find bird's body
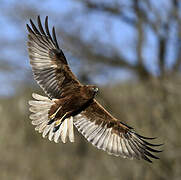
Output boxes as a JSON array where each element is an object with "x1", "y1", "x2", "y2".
[
  {"x1": 48, "y1": 85, "x2": 98, "y2": 127},
  {"x1": 27, "y1": 16, "x2": 162, "y2": 163}
]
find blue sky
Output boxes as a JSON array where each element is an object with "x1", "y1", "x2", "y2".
[{"x1": 0, "y1": 0, "x2": 177, "y2": 96}]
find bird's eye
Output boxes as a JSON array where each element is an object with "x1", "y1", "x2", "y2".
[{"x1": 92, "y1": 87, "x2": 98, "y2": 93}]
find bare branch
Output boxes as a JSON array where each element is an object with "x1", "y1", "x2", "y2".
[
  {"x1": 133, "y1": 0, "x2": 144, "y2": 65},
  {"x1": 172, "y1": 0, "x2": 181, "y2": 72},
  {"x1": 77, "y1": 0, "x2": 136, "y2": 26},
  {"x1": 60, "y1": 31, "x2": 151, "y2": 80}
]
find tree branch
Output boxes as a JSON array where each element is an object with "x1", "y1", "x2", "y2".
[
  {"x1": 172, "y1": 0, "x2": 181, "y2": 72},
  {"x1": 60, "y1": 31, "x2": 151, "y2": 80},
  {"x1": 78, "y1": 0, "x2": 136, "y2": 26}
]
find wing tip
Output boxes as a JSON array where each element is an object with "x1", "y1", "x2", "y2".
[
  {"x1": 132, "y1": 132, "x2": 163, "y2": 163},
  {"x1": 74, "y1": 114, "x2": 163, "y2": 163}
]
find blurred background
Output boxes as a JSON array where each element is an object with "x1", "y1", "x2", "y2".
[{"x1": 0, "y1": 0, "x2": 181, "y2": 179}]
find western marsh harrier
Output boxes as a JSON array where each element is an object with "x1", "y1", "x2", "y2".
[{"x1": 27, "y1": 16, "x2": 162, "y2": 163}]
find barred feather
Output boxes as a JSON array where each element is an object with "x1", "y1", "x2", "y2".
[
  {"x1": 73, "y1": 113, "x2": 162, "y2": 162},
  {"x1": 29, "y1": 93, "x2": 75, "y2": 143}
]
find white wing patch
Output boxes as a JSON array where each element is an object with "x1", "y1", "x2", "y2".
[
  {"x1": 29, "y1": 93, "x2": 74, "y2": 143},
  {"x1": 73, "y1": 114, "x2": 134, "y2": 158}
]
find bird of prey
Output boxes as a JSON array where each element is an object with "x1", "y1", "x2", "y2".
[{"x1": 27, "y1": 16, "x2": 162, "y2": 163}]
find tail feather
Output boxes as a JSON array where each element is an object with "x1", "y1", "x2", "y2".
[
  {"x1": 32, "y1": 116, "x2": 48, "y2": 125},
  {"x1": 29, "y1": 110, "x2": 49, "y2": 120},
  {"x1": 48, "y1": 123, "x2": 56, "y2": 141},
  {"x1": 68, "y1": 116, "x2": 74, "y2": 142},
  {"x1": 32, "y1": 93, "x2": 52, "y2": 101},
  {"x1": 61, "y1": 118, "x2": 68, "y2": 143},
  {"x1": 29, "y1": 93, "x2": 75, "y2": 143}
]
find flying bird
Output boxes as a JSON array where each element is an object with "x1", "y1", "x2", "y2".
[{"x1": 27, "y1": 16, "x2": 162, "y2": 163}]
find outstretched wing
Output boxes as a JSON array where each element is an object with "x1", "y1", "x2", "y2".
[
  {"x1": 27, "y1": 16, "x2": 80, "y2": 99},
  {"x1": 74, "y1": 100, "x2": 162, "y2": 163}
]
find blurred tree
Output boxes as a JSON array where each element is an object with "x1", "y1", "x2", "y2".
[
  {"x1": 0, "y1": 0, "x2": 181, "y2": 180},
  {"x1": 47, "y1": 0, "x2": 181, "y2": 81},
  {"x1": 1, "y1": 0, "x2": 181, "y2": 89}
]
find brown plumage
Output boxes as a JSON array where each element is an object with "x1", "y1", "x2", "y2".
[{"x1": 27, "y1": 16, "x2": 162, "y2": 163}]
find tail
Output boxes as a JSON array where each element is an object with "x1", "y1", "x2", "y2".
[{"x1": 29, "y1": 93, "x2": 75, "y2": 143}]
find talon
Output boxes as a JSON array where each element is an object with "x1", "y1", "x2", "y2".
[
  {"x1": 55, "y1": 119, "x2": 62, "y2": 126},
  {"x1": 54, "y1": 112, "x2": 68, "y2": 126},
  {"x1": 49, "y1": 106, "x2": 62, "y2": 119},
  {"x1": 52, "y1": 112, "x2": 69, "y2": 133},
  {"x1": 53, "y1": 124, "x2": 61, "y2": 132},
  {"x1": 47, "y1": 119, "x2": 54, "y2": 125},
  {"x1": 49, "y1": 113, "x2": 55, "y2": 120},
  {"x1": 53, "y1": 118, "x2": 64, "y2": 132}
]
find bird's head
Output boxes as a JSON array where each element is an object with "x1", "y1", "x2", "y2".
[{"x1": 84, "y1": 85, "x2": 99, "y2": 99}]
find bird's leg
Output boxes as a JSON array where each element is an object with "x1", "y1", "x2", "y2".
[
  {"x1": 53, "y1": 112, "x2": 69, "y2": 132},
  {"x1": 55, "y1": 112, "x2": 68, "y2": 126},
  {"x1": 47, "y1": 106, "x2": 62, "y2": 125}
]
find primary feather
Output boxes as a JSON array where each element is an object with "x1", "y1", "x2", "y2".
[{"x1": 27, "y1": 16, "x2": 162, "y2": 163}]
